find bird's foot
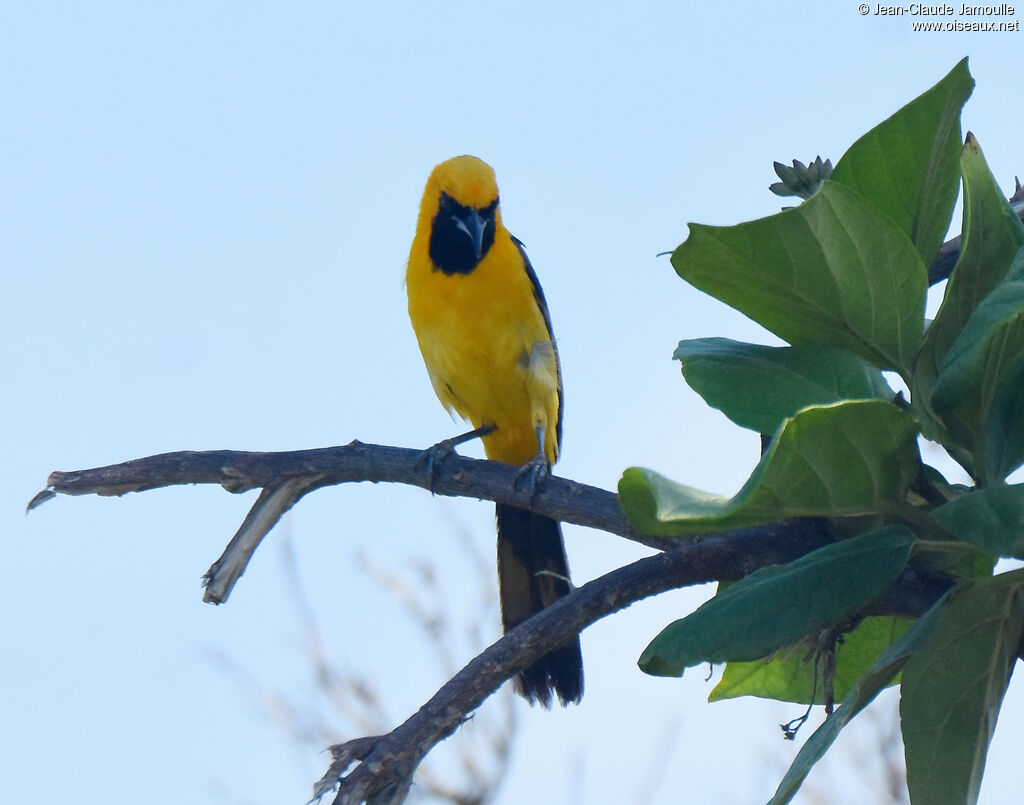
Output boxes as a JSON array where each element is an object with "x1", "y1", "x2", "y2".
[
  {"x1": 416, "y1": 424, "x2": 495, "y2": 493},
  {"x1": 514, "y1": 452, "x2": 551, "y2": 505}
]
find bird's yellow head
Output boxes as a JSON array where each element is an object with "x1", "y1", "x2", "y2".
[
  {"x1": 427, "y1": 155, "x2": 499, "y2": 210},
  {"x1": 417, "y1": 155, "x2": 503, "y2": 275}
]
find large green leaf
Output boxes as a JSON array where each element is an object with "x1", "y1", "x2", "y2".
[
  {"x1": 930, "y1": 251, "x2": 1024, "y2": 480},
  {"x1": 671, "y1": 182, "x2": 926, "y2": 375},
  {"x1": 901, "y1": 570, "x2": 1024, "y2": 805},
  {"x1": 931, "y1": 483, "x2": 1024, "y2": 559},
  {"x1": 709, "y1": 615, "x2": 912, "y2": 705},
  {"x1": 619, "y1": 400, "x2": 920, "y2": 536},
  {"x1": 638, "y1": 527, "x2": 915, "y2": 677},
  {"x1": 673, "y1": 338, "x2": 894, "y2": 435},
  {"x1": 768, "y1": 593, "x2": 949, "y2": 805},
  {"x1": 830, "y1": 58, "x2": 973, "y2": 269},
  {"x1": 919, "y1": 136, "x2": 1024, "y2": 366},
  {"x1": 912, "y1": 135, "x2": 1024, "y2": 458}
]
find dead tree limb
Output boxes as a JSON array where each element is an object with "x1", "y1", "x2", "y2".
[
  {"x1": 314, "y1": 515, "x2": 954, "y2": 804},
  {"x1": 30, "y1": 441, "x2": 673, "y2": 603},
  {"x1": 30, "y1": 442, "x2": 956, "y2": 804}
]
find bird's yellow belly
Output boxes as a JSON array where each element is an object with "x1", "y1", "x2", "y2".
[{"x1": 409, "y1": 271, "x2": 559, "y2": 466}]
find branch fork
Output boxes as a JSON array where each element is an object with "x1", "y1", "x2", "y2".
[{"x1": 30, "y1": 443, "x2": 952, "y2": 803}]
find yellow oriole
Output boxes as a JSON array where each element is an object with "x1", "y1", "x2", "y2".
[{"x1": 406, "y1": 155, "x2": 583, "y2": 706}]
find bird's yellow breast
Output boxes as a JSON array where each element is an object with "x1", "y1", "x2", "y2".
[{"x1": 407, "y1": 228, "x2": 560, "y2": 466}]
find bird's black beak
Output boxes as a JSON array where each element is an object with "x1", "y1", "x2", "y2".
[
  {"x1": 429, "y1": 193, "x2": 497, "y2": 274},
  {"x1": 454, "y1": 207, "x2": 488, "y2": 260}
]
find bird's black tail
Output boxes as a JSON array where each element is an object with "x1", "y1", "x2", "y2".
[{"x1": 495, "y1": 503, "x2": 583, "y2": 706}]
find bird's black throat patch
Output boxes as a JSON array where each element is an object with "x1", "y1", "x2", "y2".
[{"x1": 429, "y1": 192, "x2": 497, "y2": 275}]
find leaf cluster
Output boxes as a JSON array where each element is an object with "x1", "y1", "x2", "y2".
[{"x1": 618, "y1": 59, "x2": 1024, "y2": 803}]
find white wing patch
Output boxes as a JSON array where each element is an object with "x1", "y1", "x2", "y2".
[{"x1": 521, "y1": 339, "x2": 559, "y2": 435}]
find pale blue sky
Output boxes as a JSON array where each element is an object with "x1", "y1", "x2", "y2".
[{"x1": 4, "y1": 3, "x2": 1022, "y2": 804}]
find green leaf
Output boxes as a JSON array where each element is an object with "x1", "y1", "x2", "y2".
[
  {"x1": 830, "y1": 58, "x2": 973, "y2": 269},
  {"x1": 619, "y1": 400, "x2": 920, "y2": 536},
  {"x1": 672, "y1": 181, "x2": 927, "y2": 375},
  {"x1": 638, "y1": 527, "x2": 915, "y2": 677},
  {"x1": 673, "y1": 338, "x2": 894, "y2": 435},
  {"x1": 932, "y1": 484, "x2": 1024, "y2": 558},
  {"x1": 985, "y1": 355, "x2": 1024, "y2": 480},
  {"x1": 912, "y1": 134, "x2": 1024, "y2": 459},
  {"x1": 931, "y1": 267, "x2": 1024, "y2": 409},
  {"x1": 709, "y1": 615, "x2": 913, "y2": 705},
  {"x1": 930, "y1": 250, "x2": 1024, "y2": 480},
  {"x1": 912, "y1": 538, "x2": 997, "y2": 581},
  {"x1": 901, "y1": 570, "x2": 1024, "y2": 805},
  {"x1": 768, "y1": 593, "x2": 949, "y2": 805}
]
